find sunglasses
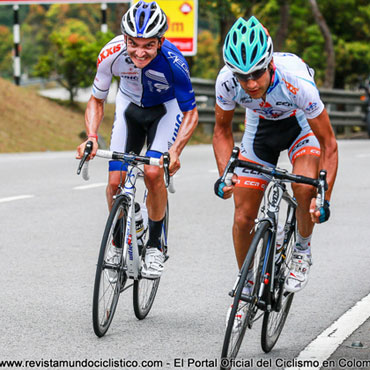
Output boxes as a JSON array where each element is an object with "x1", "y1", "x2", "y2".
[{"x1": 233, "y1": 68, "x2": 267, "y2": 82}]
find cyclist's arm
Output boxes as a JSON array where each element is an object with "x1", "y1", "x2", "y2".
[
  {"x1": 307, "y1": 108, "x2": 338, "y2": 222},
  {"x1": 76, "y1": 95, "x2": 105, "y2": 159},
  {"x1": 307, "y1": 108, "x2": 338, "y2": 200},
  {"x1": 213, "y1": 104, "x2": 235, "y2": 175},
  {"x1": 168, "y1": 106, "x2": 198, "y2": 175},
  {"x1": 212, "y1": 104, "x2": 236, "y2": 199}
]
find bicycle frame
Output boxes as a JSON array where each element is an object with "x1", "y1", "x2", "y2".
[
  {"x1": 255, "y1": 179, "x2": 297, "y2": 312},
  {"x1": 116, "y1": 164, "x2": 145, "y2": 281}
]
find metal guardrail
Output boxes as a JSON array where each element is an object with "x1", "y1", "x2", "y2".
[{"x1": 191, "y1": 78, "x2": 367, "y2": 136}]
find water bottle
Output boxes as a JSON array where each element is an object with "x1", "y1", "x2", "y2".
[
  {"x1": 135, "y1": 202, "x2": 144, "y2": 243},
  {"x1": 275, "y1": 224, "x2": 284, "y2": 265}
]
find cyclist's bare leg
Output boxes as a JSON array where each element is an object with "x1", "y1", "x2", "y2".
[
  {"x1": 144, "y1": 165, "x2": 167, "y2": 221},
  {"x1": 106, "y1": 171, "x2": 126, "y2": 211},
  {"x1": 233, "y1": 187, "x2": 264, "y2": 269},
  {"x1": 292, "y1": 155, "x2": 320, "y2": 237}
]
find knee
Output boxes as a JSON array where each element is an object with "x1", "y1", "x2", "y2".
[
  {"x1": 108, "y1": 172, "x2": 122, "y2": 193},
  {"x1": 145, "y1": 167, "x2": 164, "y2": 191},
  {"x1": 292, "y1": 183, "x2": 316, "y2": 201},
  {"x1": 234, "y1": 210, "x2": 255, "y2": 233}
]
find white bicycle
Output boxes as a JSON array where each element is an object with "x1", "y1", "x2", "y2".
[{"x1": 77, "y1": 141, "x2": 174, "y2": 337}]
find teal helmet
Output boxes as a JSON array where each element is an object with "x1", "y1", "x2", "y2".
[{"x1": 223, "y1": 16, "x2": 273, "y2": 75}]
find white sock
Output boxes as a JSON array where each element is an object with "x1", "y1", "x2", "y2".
[{"x1": 295, "y1": 232, "x2": 312, "y2": 255}]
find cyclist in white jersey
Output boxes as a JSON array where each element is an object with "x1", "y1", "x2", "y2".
[
  {"x1": 77, "y1": 1, "x2": 198, "y2": 278},
  {"x1": 213, "y1": 16, "x2": 338, "y2": 296}
]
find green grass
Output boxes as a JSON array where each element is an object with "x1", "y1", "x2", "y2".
[{"x1": 0, "y1": 77, "x2": 211, "y2": 153}]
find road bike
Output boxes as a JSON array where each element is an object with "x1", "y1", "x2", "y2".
[
  {"x1": 219, "y1": 147, "x2": 327, "y2": 370},
  {"x1": 77, "y1": 142, "x2": 173, "y2": 337}
]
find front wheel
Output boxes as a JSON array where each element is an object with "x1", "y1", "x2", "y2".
[
  {"x1": 261, "y1": 223, "x2": 296, "y2": 353},
  {"x1": 92, "y1": 196, "x2": 128, "y2": 337},
  {"x1": 133, "y1": 201, "x2": 169, "y2": 320},
  {"x1": 221, "y1": 221, "x2": 271, "y2": 369}
]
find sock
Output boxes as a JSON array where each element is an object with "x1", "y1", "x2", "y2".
[
  {"x1": 147, "y1": 218, "x2": 164, "y2": 250},
  {"x1": 295, "y1": 232, "x2": 312, "y2": 255}
]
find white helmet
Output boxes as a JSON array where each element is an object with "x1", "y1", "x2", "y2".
[{"x1": 121, "y1": 1, "x2": 168, "y2": 39}]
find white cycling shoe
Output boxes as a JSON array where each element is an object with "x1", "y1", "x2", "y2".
[
  {"x1": 285, "y1": 252, "x2": 312, "y2": 293},
  {"x1": 106, "y1": 246, "x2": 122, "y2": 283},
  {"x1": 141, "y1": 247, "x2": 165, "y2": 279}
]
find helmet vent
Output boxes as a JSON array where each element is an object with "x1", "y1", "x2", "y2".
[
  {"x1": 139, "y1": 12, "x2": 146, "y2": 28},
  {"x1": 259, "y1": 30, "x2": 264, "y2": 44},
  {"x1": 249, "y1": 29, "x2": 255, "y2": 43},
  {"x1": 232, "y1": 31, "x2": 238, "y2": 45},
  {"x1": 251, "y1": 45, "x2": 258, "y2": 62},
  {"x1": 230, "y1": 48, "x2": 239, "y2": 64},
  {"x1": 241, "y1": 43, "x2": 246, "y2": 64},
  {"x1": 241, "y1": 26, "x2": 246, "y2": 34}
]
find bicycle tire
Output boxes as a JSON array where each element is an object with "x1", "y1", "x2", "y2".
[
  {"x1": 261, "y1": 220, "x2": 296, "y2": 353},
  {"x1": 92, "y1": 196, "x2": 128, "y2": 337},
  {"x1": 133, "y1": 202, "x2": 169, "y2": 319},
  {"x1": 221, "y1": 221, "x2": 271, "y2": 370}
]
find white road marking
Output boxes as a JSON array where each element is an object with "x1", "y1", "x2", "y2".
[
  {"x1": 73, "y1": 183, "x2": 106, "y2": 190},
  {"x1": 287, "y1": 292, "x2": 370, "y2": 370},
  {"x1": 0, "y1": 195, "x2": 35, "y2": 203}
]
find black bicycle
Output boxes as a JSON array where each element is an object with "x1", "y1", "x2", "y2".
[{"x1": 220, "y1": 147, "x2": 327, "y2": 369}]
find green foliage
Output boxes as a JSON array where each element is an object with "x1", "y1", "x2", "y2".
[
  {"x1": 0, "y1": 25, "x2": 13, "y2": 79},
  {"x1": 192, "y1": 30, "x2": 220, "y2": 79},
  {"x1": 34, "y1": 19, "x2": 114, "y2": 103}
]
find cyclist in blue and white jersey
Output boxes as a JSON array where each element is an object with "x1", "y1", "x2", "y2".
[
  {"x1": 77, "y1": 1, "x2": 198, "y2": 279},
  {"x1": 213, "y1": 16, "x2": 338, "y2": 296}
]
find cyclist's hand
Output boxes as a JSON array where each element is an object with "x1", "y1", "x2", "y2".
[
  {"x1": 76, "y1": 137, "x2": 98, "y2": 160},
  {"x1": 167, "y1": 148, "x2": 180, "y2": 176},
  {"x1": 310, "y1": 198, "x2": 330, "y2": 223},
  {"x1": 214, "y1": 177, "x2": 235, "y2": 199}
]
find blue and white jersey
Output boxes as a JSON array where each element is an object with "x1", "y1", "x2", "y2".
[
  {"x1": 92, "y1": 35, "x2": 196, "y2": 112},
  {"x1": 215, "y1": 52, "x2": 324, "y2": 121}
]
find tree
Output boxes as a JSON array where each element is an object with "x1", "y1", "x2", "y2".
[
  {"x1": 192, "y1": 30, "x2": 220, "y2": 79},
  {"x1": 0, "y1": 26, "x2": 13, "y2": 79},
  {"x1": 308, "y1": 0, "x2": 335, "y2": 88},
  {"x1": 34, "y1": 19, "x2": 114, "y2": 103}
]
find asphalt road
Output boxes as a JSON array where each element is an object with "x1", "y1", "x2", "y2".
[{"x1": 0, "y1": 141, "x2": 369, "y2": 370}]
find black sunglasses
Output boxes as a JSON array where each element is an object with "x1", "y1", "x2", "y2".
[{"x1": 233, "y1": 68, "x2": 267, "y2": 82}]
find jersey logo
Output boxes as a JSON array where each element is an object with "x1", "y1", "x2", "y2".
[
  {"x1": 217, "y1": 95, "x2": 228, "y2": 104},
  {"x1": 145, "y1": 70, "x2": 170, "y2": 92},
  {"x1": 259, "y1": 101, "x2": 272, "y2": 108},
  {"x1": 282, "y1": 78, "x2": 299, "y2": 95},
  {"x1": 305, "y1": 101, "x2": 318, "y2": 113},
  {"x1": 167, "y1": 51, "x2": 190, "y2": 76},
  {"x1": 97, "y1": 44, "x2": 122, "y2": 67}
]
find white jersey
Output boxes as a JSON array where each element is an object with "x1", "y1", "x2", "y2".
[{"x1": 215, "y1": 52, "x2": 324, "y2": 121}]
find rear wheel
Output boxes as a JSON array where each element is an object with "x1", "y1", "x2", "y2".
[
  {"x1": 221, "y1": 221, "x2": 271, "y2": 369},
  {"x1": 133, "y1": 201, "x2": 169, "y2": 319},
  {"x1": 92, "y1": 196, "x2": 128, "y2": 337}
]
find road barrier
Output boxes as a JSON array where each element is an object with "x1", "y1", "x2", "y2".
[{"x1": 191, "y1": 78, "x2": 368, "y2": 137}]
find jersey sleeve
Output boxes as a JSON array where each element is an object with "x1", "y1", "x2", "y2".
[
  {"x1": 295, "y1": 77, "x2": 325, "y2": 119},
  {"x1": 92, "y1": 37, "x2": 124, "y2": 100},
  {"x1": 171, "y1": 60, "x2": 196, "y2": 112},
  {"x1": 215, "y1": 67, "x2": 237, "y2": 111}
]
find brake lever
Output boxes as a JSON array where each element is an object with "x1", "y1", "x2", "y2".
[
  {"x1": 77, "y1": 141, "x2": 93, "y2": 175},
  {"x1": 221, "y1": 146, "x2": 239, "y2": 185},
  {"x1": 162, "y1": 152, "x2": 170, "y2": 188},
  {"x1": 316, "y1": 169, "x2": 327, "y2": 209}
]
